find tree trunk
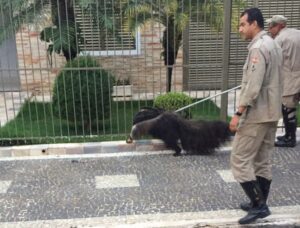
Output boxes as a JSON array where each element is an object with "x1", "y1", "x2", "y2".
[
  {"x1": 51, "y1": 0, "x2": 74, "y2": 25},
  {"x1": 166, "y1": 66, "x2": 173, "y2": 92},
  {"x1": 163, "y1": 18, "x2": 183, "y2": 92},
  {"x1": 51, "y1": 0, "x2": 77, "y2": 60}
]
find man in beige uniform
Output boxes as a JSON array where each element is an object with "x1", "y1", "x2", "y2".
[
  {"x1": 229, "y1": 8, "x2": 282, "y2": 224},
  {"x1": 266, "y1": 15, "x2": 300, "y2": 147}
]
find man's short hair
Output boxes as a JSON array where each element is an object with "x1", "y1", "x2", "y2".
[
  {"x1": 241, "y1": 8, "x2": 264, "y2": 29},
  {"x1": 265, "y1": 15, "x2": 287, "y2": 26}
]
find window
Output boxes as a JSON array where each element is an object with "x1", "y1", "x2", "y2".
[{"x1": 74, "y1": 4, "x2": 141, "y2": 56}]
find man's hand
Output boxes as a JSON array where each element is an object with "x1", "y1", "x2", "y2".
[{"x1": 230, "y1": 115, "x2": 240, "y2": 132}]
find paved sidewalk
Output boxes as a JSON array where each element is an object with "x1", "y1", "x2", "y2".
[
  {"x1": 0, "y1": 131, "x2": 299, "y2": 227},
  {"x1": 0, "y1": 147, "x2": 299, "y2": 227}
]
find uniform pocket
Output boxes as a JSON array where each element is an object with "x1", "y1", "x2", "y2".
[{"x1": 238, "y1": 123, "x2": 257, "y2": 137}]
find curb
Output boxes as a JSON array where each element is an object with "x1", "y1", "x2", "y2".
[
  {"x1": 0, "y1": 139, "x2": 167, "y2": 158},
  {"x1": 0, "y1": 130, "x2": 299, "y2": 158},
  {"x1": 0, "y1": 205, "x2": 298, "y2": 227}
]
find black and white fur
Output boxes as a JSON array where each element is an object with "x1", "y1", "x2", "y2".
[
  {"x1": 128, "y1": 108, "x2": 232, "y2": 156},
  {"x1": 132, "y1": 107, "x2": 165, "y2": 124}
]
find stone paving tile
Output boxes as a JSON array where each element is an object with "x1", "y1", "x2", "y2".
[
  {"x1": 216, "y1": 170, "x2": 236, "y2": 183},
  {"x1": 95, "y1": 174, "x2": 140, "y2": 189},
  {"x1": 0, "y1": 148, "x2": 12, "y2": 157},
  {"x1": 0, "y1": 180, "x2": 12, "y2": 194},
  {"x1": 82, "y1": 142, "x2": 103, "y2": 154}
]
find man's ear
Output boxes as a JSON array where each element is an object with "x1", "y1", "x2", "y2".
[{"x1": 252, "y1": 20, "x2": 258, "y2": 28}]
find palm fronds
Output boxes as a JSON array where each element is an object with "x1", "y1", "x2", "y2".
[{"x1": 0, "y1": 0, "x2": 49, "y2": 44}]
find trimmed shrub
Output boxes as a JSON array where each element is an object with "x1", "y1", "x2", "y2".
[
  {"x1": 154, "y1": 92, "x2": 193, "y2": 117},
  {"x1": 52, "y1": 56, "x2": 114, "y2": 127}
]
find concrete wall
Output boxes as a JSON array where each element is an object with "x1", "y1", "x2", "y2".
[
  {"x1": 16, "y1": 25, "x2": 66, "y2": 98},
  {"x1": 0, "y1": 37, "x2": 20, "y2": 91}
]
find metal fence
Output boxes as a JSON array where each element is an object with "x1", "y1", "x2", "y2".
[{"x1": 0, "y1": 0, "x2": 299, "y2": 145}]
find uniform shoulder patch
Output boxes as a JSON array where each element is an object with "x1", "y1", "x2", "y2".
[{"x1": 251, "y1": 56, "x2": 259, "y2": 64}]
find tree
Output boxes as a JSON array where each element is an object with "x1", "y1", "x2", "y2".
[
  {"x1": 40, "y1": 0, "x2": 84, "y2": 61},
  {"x1": 0, "y1": 0, "x2": 83, "y2": 61},
  {"x1": 0, "y1": 0, "x2": 49, "y2": 44},
  {"x1": 40, "y1": 0, "x2": 122, "y2": 61},
  {"x1": 122, "y1": 0, "x2": 246, "y2": 92}
]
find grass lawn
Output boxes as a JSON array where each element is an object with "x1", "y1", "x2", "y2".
[{"x1": 0, "y1": 99, "x2": 223, "y2": 145}]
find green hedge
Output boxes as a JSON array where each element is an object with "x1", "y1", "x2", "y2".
[
  {"x1": 154, "y1": 92, "x2": 193, "y2": 117},
  {"x1": 52, "y1": 56, "x2": 114, "y2": 127}
]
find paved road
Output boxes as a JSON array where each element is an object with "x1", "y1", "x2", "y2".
[{"x1": 0, "y1": 144, "x2": 299, "y2": 227}]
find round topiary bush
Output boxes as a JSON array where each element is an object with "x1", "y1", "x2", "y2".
[
  {"x1": 154, "y1": 92, "x2": 193, "y2": 117},
  {"x1": 52, "y1": 56, "x2": 114, "y2": 127}
]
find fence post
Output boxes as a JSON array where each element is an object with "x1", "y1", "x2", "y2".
[{"x1": 220, "y1": 0, "x2": 232, "y2": 121}]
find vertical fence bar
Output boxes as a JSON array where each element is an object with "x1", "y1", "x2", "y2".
[{"x1": 220, "y1": 0, "x2": 232, "y2": 121}]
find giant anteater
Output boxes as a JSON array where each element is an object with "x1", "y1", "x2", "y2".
[{"x1": 127, "y1": 108, "x2": 232, "y2": 156}]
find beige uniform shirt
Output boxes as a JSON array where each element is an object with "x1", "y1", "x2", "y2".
[
  {"x1": 239, "y1": 31, "x2": 282, "y2": 123},
  {"x1": 275, "y1": 28, "x2": 300, "y2": 96}
]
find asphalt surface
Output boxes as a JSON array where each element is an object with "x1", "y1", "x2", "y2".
[{"x1": 0, "y1": 142, "x2": 299, "y2": 227}]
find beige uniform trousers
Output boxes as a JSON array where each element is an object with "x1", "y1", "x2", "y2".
[
  {"x1": 282, "y1": 93, "x2": 300, "y2": 109},
  {"x1": 230, "y1": 121, "x2": 277, "y2": 183}
]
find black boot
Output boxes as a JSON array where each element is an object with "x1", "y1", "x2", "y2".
[
  {"x1": 240, "y1": 176, "x2": 271, "y2": 211},
  {"x1": 277, "y1": 134, "x2": 287, "y2": 141},
  {"x1": 277, "y1": 105, "x2": 289, "y2": 141},
  {"x1": 275, "y1": 121, "x2": 296, "y2": 147},
  {"x1": 275, "y1": 136, "x2": 296, "y2": 147},
  {"x1": 238, "y1": 181, "x2": 271, "y2": 224},
  {"x1": 275, "y1": 107, "x2": 297, "y2": 147}
]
